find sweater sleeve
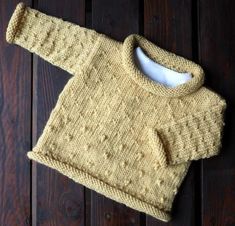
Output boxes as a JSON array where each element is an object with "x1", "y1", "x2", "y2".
[
  {"x1": 6, "y1": 2, "x2": 101, "y2": 75},
  {"x1": 148, "y1": 99, "x2": 227, "y2": 167}
]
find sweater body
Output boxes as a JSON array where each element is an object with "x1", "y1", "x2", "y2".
[{"x1": 6, "y1": 3, "x2": 227, "y2": 222}]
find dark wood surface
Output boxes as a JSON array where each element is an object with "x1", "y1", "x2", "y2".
[{"x1": 0, "y1": 0, "x2": 234, "y2": 225}]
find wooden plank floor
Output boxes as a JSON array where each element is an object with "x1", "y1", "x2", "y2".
[{"x1": 0, "y1": 0, "x2": 234, "y2": 225}]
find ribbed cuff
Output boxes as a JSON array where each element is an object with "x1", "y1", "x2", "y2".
[{"x1": 6, "y1": 2, "x2": 26, "y2": 44}]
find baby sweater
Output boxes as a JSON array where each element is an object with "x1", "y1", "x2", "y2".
[{"x1": 6, "y1": 2, "x2": 227, "y2": 222}]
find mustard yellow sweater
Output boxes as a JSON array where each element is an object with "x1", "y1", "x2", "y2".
[{"x1": 6, "y1": 2, "x2": 227, "y2": 222}]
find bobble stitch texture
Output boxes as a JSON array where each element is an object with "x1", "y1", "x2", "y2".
[{"x1": 8, "y1": 3, "x2": 226, "y2": 222}]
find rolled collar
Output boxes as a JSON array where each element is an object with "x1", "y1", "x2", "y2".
[{"x1": 121, "y1": 34, "x2": 205, "y2": 97}]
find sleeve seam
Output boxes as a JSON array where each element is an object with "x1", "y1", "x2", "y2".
[{"x1": 74, "y1": 33, "x2": 104, "y2": 76}]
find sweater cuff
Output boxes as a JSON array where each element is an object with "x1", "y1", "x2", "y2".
[
  {"x1": 6, "y1": 2, "x2": 26, "y2": 44},
  {"x1": 149, "y1": 100, "x2": 226, "y2": 167}
]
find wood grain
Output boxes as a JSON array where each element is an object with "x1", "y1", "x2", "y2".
[
  {"x1": 198, "y1": 0, "x2": 235, "y2": 225},
  {"x1": 144, "y1": 0, "x2": 198, "y2": 225},
  {"x1": 90, "y1": 0, "x2": 143, "y2": 225},
  {"x1": 0, "y1": 0, "x2": 234, "y2": 225},
  {"x1": 32, "y1": 1, "x2": 86, "y2": 226},
  {"x1": 0, "y1": 1, "x2": 32, "y2": 226}
]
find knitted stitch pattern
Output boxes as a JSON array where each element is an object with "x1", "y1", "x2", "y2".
[{"x1": 6, "y1": 3, "x2": 227, "y2": 222}]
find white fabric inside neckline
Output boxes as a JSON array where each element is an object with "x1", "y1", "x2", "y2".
[{"x1": 134, "y1": 47, "x2": 192, "y2": 88}]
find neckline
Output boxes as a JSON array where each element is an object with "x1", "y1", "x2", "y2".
[
  {"x1": 134, "y1": 46, "x2": 192, "y2": 88},
  {"x1": 121, "y1": 34, "x2": 205, "y2": 97}
]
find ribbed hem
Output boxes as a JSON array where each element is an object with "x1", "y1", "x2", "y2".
[
  {"x1": 27, "y1": 151, "x2": 172, "y2": 222},
  {"x1": 6, "y1": 2, "x2": 26, "y2": 43}
]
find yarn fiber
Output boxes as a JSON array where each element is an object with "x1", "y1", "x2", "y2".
[{"x1": 6, "y1": 2, "x2": 227, "y2": 222}]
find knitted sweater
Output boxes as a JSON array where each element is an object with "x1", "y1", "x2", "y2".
[{"x1": 6, "y1": 2, "x2": 227, "y2": 222}]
